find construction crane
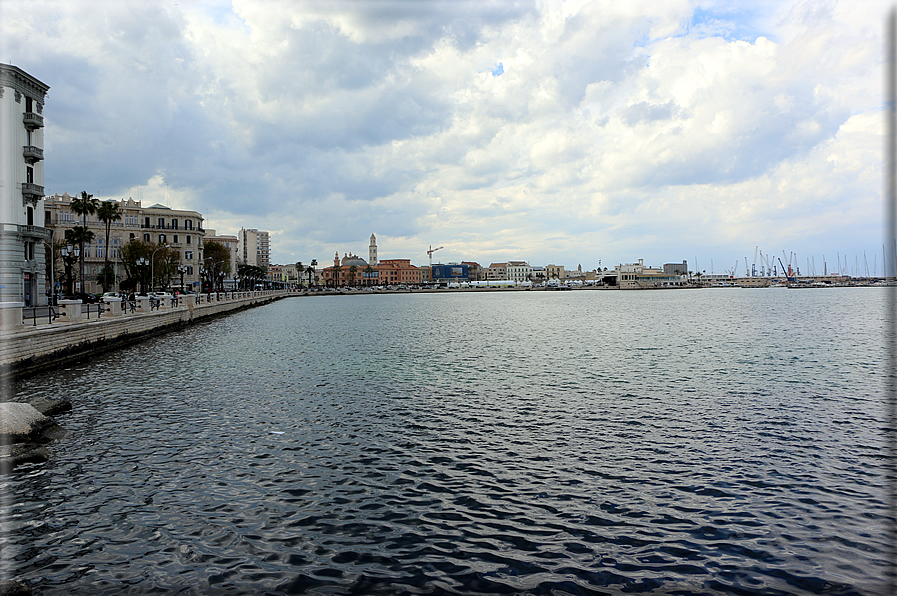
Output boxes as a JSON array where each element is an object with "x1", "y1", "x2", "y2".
[{"x1": 427, "y1": 245, "x2": 443, "y2": 269}]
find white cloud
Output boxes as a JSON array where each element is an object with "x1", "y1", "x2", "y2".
[{"x1": 1, "y1": 0, "x2": 890, "y2": 269}]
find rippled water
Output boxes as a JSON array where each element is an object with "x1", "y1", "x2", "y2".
[{"x1": 3, "y1": 288, "x2": 892, "y2": 594}]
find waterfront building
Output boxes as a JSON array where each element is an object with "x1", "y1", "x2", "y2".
[
  {"x1": 463, "y1": 261, "x2": 485, "y2": 282},
  {"x1": 545, "y1": 264, "x2": 565, "y2": 279},
  {"x1": 378, "y1": 259, "x2": 420, "y2": 286},
  {"x1": 506, "y1": 261, "x2": 532, "y2": 283},
  {"x1": 322, "y1": 252, "x2": 371, "y2": 287},
  {"x1": 1, "y1": 65, "x2": 50, "y2": 306},
  {"x1": 486, "y1": 263, "x2": 507, "y2": 281},
  {"x1": 432, "y1": 263, "x2": 468, "y2": 284},
  {"x1": 616, "y1": 259, "x2": 688, "y2": 289},
  {"x1": 663, "y1": 261, "x2": 689, "y2": 276},
  {"x1": 44, "y1": 194, "x2": 205, "y2": 294},
  {"x1": 239, "y1": 228, "x2": 270, "y2": 269}
]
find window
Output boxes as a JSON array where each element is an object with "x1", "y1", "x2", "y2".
[
  {"x1": 172, "y1": 220, "x2": 178, "y2": 230},
  {"x1": 25, "y1": 96, "x2": 33, "y2": 112},
  {"x1": 173, "y1": 235, "x2": 179, "y2": 244},
  {"x1": 186, "y1": 236, "x2": 191, "y2": 245},
  {"x1": 44, "y1": 210, "x2": 50, "y2": 224},
  {"x1": 144, "y1": 233, "x2": 150, "y2": 242},
  {"x1": 26, "y1": 166, "x2": 34, "y2": 184},
  {"x1": 27, "y1": 207, "x2": 33, "y2": 226},
  {"x1": 25, "y1": 242, "x2": 34, "y2": 260},
  {"x1": 185, "y1": 219, "x2": 193, "y2": 230},
  {"x1": 130, "y1": 233, "x2": 135, "y2": 240},
  {"x1": 186, "y1": 266, "x2": 193, "y2": 275},
  {"x1": 158, "y1": 218, "x2": 165, "y2": 228},
  {"x1": 159, "y1": 234, "x2": 166, "y2": 244},
  {"x1": 144, "y1": 217, "x2": 150, "y2": 228},
  {"x1": 185, "y1": 251, "x2": 193, "y2": 260}
]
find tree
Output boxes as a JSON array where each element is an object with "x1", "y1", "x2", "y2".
[
  {"x1": 295, "y1": 262, "x2": 303, "y2": 287},
  {"x1": 69, "y1": 191, "x2": 99, "y2": 291},
  {"x1": 96, "y1": 201, "x2": 122, "y2": 292},
  {"x1": 64, "y1": 226, "x2": 95, "y2": 294},
  {"x1": 348, "y1": 265, "x2": 357, "y2": 287},
  {"x1": 332, "y1": 263, "x2": 342, "y2": 287},
  {"x1": 202, "y1": 241, "x2": 231, "y2": 291},
  {"x1": 307, "y1": 260, "x2": 317, "y2": 288},
  {"x1": 364, "y1": 265, "x2": 374, "y2": 286},
  {"x1": 120, "y1": 239, "x2": 179, "y2": 293}
]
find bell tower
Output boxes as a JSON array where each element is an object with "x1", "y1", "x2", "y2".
[{"x1": 369, "y1": 233, "x2": 378, "y2": 267}]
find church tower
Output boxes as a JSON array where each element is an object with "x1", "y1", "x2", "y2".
[{"x1": 369, "y1": 233, "x2": 378, "y2": 267}]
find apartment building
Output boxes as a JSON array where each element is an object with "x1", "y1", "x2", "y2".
[
  {"x1": 506, "y1": 261, "x2": 532, "y2": 283},
  {"x1": 1, "y1": 65, "x2": 51, "y2": 306},
  {"x1": 486, "y1": 262, "x2": 507, "y2": 281},
  {"x1": 239, "y1": 228, "x2": 270, "y2": 269},
  {"x1": 44, "y1": 194, "x2": 205, "y2": 294}
]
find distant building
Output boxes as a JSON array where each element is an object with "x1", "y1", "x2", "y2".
[
  {"x1": 486, "y1": 262, "x2": 507, "y2": 281},
  {"x1": 545, "y1": 264, "x2": 565, "y2": 279},
  {"x1": 239, "y1": 228, "x2": 269, "y2": 269},
  {"x1": 506, "y1": 261, "x2": 532, "y2": 283},
  {"x1": 369, "y1": 233, "x2": 378, "y2": 267},
  {"x1": 616, "y1": 259, "x2": 687, "y2": 289},
  {"x1": 432, "y1": 263, "x2": 468, "y2": 284},
  {"x1": 1, "y1": 65, "x2": 50, "y2": 306},
  {"x1": 44, "y1": 194, "x2": 205, "y2": 294},
  {"x1": 663, "y1": 261, "x2": 689, "y2": 276},
  {"x1": 463, "y1": 261, "x2": 485, "y2": 282}
]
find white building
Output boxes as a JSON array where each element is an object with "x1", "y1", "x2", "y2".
[
  {"x1": 1, "y1": 65, "x2": 50, "y2": 306},
  {"x1": 239, "y1": 228, "x2": 270, "y2": 269},
  {"x1": 506, "y1": 260, "x2": 532, "y2": 283}
]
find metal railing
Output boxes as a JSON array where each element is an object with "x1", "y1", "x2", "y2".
[{"x1": 22, "y1": 306, "x2": 57, "y2": 326}]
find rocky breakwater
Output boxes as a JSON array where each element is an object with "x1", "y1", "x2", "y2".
[{"x1": 0, "y1": 397, "x2": 71, "y2": 473}]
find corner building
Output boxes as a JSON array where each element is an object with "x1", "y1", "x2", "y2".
[{"x1": 0, "y1": 65, "x2": 50, "y2": 306}]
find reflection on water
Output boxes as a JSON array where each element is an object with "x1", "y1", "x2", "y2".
[{"x1": 5, "y1": 288, "x2": 892, "y2": 594}]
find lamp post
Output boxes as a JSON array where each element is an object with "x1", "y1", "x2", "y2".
[
  {"x1": 177, "y1": 264, "x2": 187, "y2": 293},
  {"x1": 136, "y1": 257, "x2": 149, "y2": 293},
  {"x1": 61, "y1": 244, "x2": 80, "y2": 296},
  {"x1": 150, "y1": 244, "x2": 167, "y2": 293}
]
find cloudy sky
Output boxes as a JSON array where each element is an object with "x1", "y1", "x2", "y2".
[{"x1": 2, "y1": 0, "x2": 890, "y2": 275}]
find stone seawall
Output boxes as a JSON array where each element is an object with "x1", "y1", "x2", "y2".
[{"x1": 0, "y1": 291, "x2": 290, "y2": 381}]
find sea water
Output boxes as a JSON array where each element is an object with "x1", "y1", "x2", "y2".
[{"x1": 3, "y1": 288, "x2": 891, "y2": 594}]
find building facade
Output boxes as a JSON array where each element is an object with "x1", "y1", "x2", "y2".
[
  {"x1": 239, "y1": 228, "x2": 270, "y2": 269},
  {"x1": 44, "y1": 194, "x2": 205, "y2": 294},
  {"x1": 432, "y1": 263, "x2": 468, "y2": 284},
  {"x1": 203, "y1": 230, "x2": 239, "y2": 287},
  {"x1": 506, "y1": 261, "x2": 532, "y2": 283},
  {"x1": 1, "y1": 65, "x2": 50, "y2": 306}
]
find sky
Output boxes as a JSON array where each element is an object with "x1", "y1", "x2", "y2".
[{"x1": 1, "y1": 0, "x2": 891, "y2": 276}]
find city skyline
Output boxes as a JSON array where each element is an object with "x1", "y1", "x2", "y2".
[{"x1": 1, "y1": 0, "x2": 889, "y2": 273}]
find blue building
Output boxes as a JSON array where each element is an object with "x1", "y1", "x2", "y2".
[{"x1": 431, "y1": 263, "x2": 468, "y2": 284}]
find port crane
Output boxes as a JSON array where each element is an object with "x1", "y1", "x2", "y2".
[{"x1": 427, "y1": 245, "x2": 443, "y2": 269}]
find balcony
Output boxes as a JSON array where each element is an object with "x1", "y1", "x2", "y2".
[
  {"x1": 23, "y1": 112, "x2": 44, "y2": 130},
  {"x1": 23, "y1": 145, "x2": 44, "y2": 164},
  {"x1": 17, "y1": 225, "x2": 50, "y2": 241},
  {"x1": 22, "y1": 183, "x2": 44, "y2": 204}
]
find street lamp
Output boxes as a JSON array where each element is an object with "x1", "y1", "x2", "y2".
[
  {"x1": 61, "y1": 244, "x2": 80, "y2": 296},
  {"x1": 177, "y1": 264, "x2": 187, "y2": 293},
  {"x1": 149, "y1": 244, "x2": 167, "y2": 293},
  {"x1": 136, "y1": 257, "x2": 149, "y2": 293}
]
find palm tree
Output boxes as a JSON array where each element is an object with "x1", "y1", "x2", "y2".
[
  {"x1": 96, "y1": 201, "x2": 122, "y2": 292},
  {"x1": 348, "y1": 265, "x2": 357, "y2": 287},
  {"x1": 332, "y1": 263, "x2": 342, "y2": 288},
  {"x1": 306, "y1": 262, "x2": 316, "y2": 289},
  {"x1": 64, "y1": 226, "x2": 95, "y2": 296},
  {"x1": 69, "y1": 191, "x2": 99, "y2": 292},
  {"x1": 295, "y1": 262, "x2": 303, "y2": 288},
  {"x1": 364, "y1": 265, "x2": 374, "y2": 286}
]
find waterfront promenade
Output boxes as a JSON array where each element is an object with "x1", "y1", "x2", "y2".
[{"x1": 0, "y1": 290, "x2": 291, "y2": 380}]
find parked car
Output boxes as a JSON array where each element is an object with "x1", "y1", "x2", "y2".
[{"x1": 78, "y1": 292, "x2": 100, "y2": 303}]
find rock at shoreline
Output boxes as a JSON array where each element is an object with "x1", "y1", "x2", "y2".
[
  {"x1": 0, "y1": 401, "x2": 69, "y2": 473},
  {"x1": 0, "y1": 403, "x2": 48, "y2": 440},
  {"x1": 0, "y1": 580, "x2": 32, "y2": 596},
  {"x1": 25, "y1": 396, "x2": 73, "y2": 417}
]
